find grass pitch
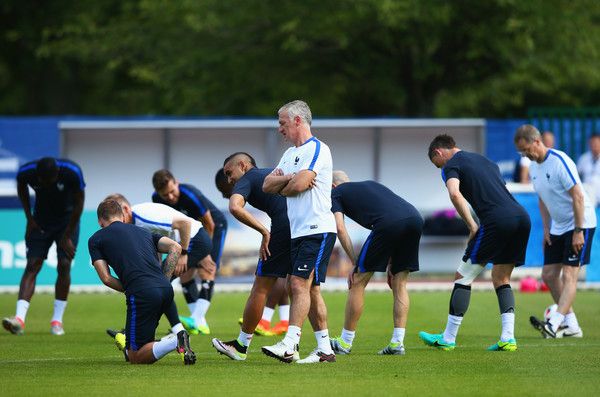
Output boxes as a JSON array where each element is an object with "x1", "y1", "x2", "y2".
[{"x1": 1, "y1": 290, "x2": 599, "y2": 396}]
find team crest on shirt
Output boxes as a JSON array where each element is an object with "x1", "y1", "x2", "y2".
[
  {"x1": 294, "y1": 156, "x2": 300, "y2": 165},
  {"x1": 57, "y1": 182, "x2": 64, "y2": 191},
  {"x1": 546, "y1": 173, "x2": 550, "y2": 180}
]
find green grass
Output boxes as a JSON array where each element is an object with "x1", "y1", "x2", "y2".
[{"x1": 1, "y1": 290, "x2": 600, "y2": 396}]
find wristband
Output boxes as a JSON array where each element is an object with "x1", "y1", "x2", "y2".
[
  {"x1": 574, "y1": 227, "x2": 584, "y2": 233},
  {"x1": 181, "y1": 249, "x2": 188, "y2": 255}
]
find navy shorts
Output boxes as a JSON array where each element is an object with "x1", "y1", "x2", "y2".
[
  {"x1": 290, "y1": 232, "x2": 336, "y2": 285},
  {"x1": 256, "y1": 226, "x2": 291, "y2": 278},
  {"x1": 188, "y1": 228, "x2": 212, "y2": 268},
  {"x1": 25, "y1": 220, "x2": 80, "y2": 260},
  {"x1": 463, "y1": 214, "x2": 530, "y2": 266},
  {"x1": 355, "y1": 215, "x2": 423, "y2": 275},
  {"x1": 544, "y1": 228, "x2": 595, "y2": 266},
  {"x1": 125, "y1": 287, "x2": 174, "y2": 351},
  {"x1": 211, "y1": 220, "x2": 228, "y2": 269}
]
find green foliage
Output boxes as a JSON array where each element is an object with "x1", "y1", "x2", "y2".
[{"x1": 1, "y1": 0, "x2": 599, "y2": 116}]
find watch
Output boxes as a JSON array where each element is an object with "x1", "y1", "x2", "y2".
[
  {"x1": 181, "y1": 248, "x2": 188, "y2": 255},
  {"x1": 574, "y1": 227, "x2": 584, "y2": 233}
]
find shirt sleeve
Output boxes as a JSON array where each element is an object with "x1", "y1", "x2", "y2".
[
  {"x1": 151, "y1": 192, "x2": 161, "y2": 203},
  {"x1": 296, "y1": 139, "x2": 325, "y2": 173},
  {"x1": 61, "y1": 162, "x2": 86, "y2": 191},
  {"x1": 442, "y1": 164, "x2": 460, "y2": 183},
  {"x1": 179, "y1": 185, "x2": 208, "y2": 216},
  {"x1": 556, "y1": 154, "x2": 578, "y2": 191},
  {"x1": 232, "y1": 175, "x2": 252, "y2": 200},
  {"x1": 152, "y1": 233, "x2": 163, "y2": 248},
  {"x1": 331, "y1": 188, "x2": 344, "y2": 213},
  {"x1": 88, "y1": 235, "x2": 103, "y2": 263}
]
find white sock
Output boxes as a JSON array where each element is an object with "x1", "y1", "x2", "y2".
[
  {"x1": 391, "y1": 328, "x2": 405, "y2": 345},
  {"x1": 279, "y1": 305, "x2": 290, "y2": 322},
  {"x1": 262, "y1": 307, "x2": 275, "y2": 322},
  {"x1": 192, "y1": 299, "x2": 211, "y2": 326},
  {"x1": 549, "y1": 311, "x2": 565, "y2": 333},
  {"x1": 187, "y1": 302, "x2": 196, "y2": 316},
  {"x1": 238, "y1": 330, "x2": 253, "y2": 347},
  {"x1": 171, "y1": 323, "x2": 185, "y2": 334},
  {"x1": 341, "y1": 328, "x2": 355, "y2": 345},
  {"x1": 51, "y1": 299, "x2": 67, "y2": 323},
  {"x1": 443, "y1": 314, "x2": 463, "y2": 343},
  {"x1": 152, "y1": 336, "x2": 177, "y2": 360},
  {"x1": 283, "y1": 325, "x2": 302, "y2": 348},
  {"x1": 500, "y1": 313, "x2": 515, "y2": 341},
  {"x1": 16, "y1": 300, "x2": 30, "y2": 322},
  {"x1": 564, "y1": 312, "x2": 581, "y2": 331},
  {"x1": 315, "y1": 329, "x2": 333, "y2": 354}
]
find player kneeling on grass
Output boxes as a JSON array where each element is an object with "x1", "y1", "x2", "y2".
[
  {"x1": 88, "y1": 199, "x2": 196, "y2": 365},
  {"x1": 329, "y1": 171, "x2": 423, "y2": 356}
]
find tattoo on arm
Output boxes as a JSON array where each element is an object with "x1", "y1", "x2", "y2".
[{"x1": 162, "y1": 245, "x2": 180, "y2": 278}]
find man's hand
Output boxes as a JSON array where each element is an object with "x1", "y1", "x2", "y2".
[
  {"x1": 260, "y1": 232, "x2": 271, "y2": 261},
  {"x1": 175, "y1": 255, "x2": 188, "y2": 277},
  {"x1": 199, "y1": 256, "x2": 217, "y2": 277},
  {"x1": 25, "y1": 218, "x2": 42, "y2": 238},
  {"x1": 543, "y1": 229, "x2": 552, "y2": 248},
  {"x1": 468, "y1": 225, "x2": 479, "y2": 241},
  {"x1": 59, "y1": 234, "x2": 76, "y2": 260},
  {"x1": 272, "y1": 168, "x2": 284, "y2": 176},
  {"x1": 347, "y1": 270, "x2": 355, "y2": 290},
  {"x1": 572, "y1": 230, "x2": 585, "y2": 255}
]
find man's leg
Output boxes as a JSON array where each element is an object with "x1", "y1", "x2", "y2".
[
  {"x1": 487, "y1": 264, "x2": 517, "y2": 351},
  {"x1": 4, "y1": 258, "x2": 44, "y2": 334},
  {"x1": 192, "y1": 257, "x2": 216, "y2": 334},
  {"x1": 541, "y1": 264, "x2": 563, "y2": 304},
  {"x1": 49, "y1": 257, "x2": 72, "y2": 335},
  {"x1": 270, "y1": 278, "x2": 290, "y2": 335},
  {"x1": 548, "y1": 265, "x2": 580, "y2": 333}
]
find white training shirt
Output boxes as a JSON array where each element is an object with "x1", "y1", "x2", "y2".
[
  {"x1": 576, "y1": 151, "x2": 600, "y2": 204},
  {"x1": 276, "y1": 136, "x2": 337, "y2": 239},
  {"x1": 529, "y1": 149, "x2": 596, "y2": 235},
  {"x1": 131, "y1": 202, "x2": 202, "y2": 242}
]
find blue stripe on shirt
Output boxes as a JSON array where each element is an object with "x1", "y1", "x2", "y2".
[
  {"x1": 57, "y1": 161, "x2": 86, "y2": 190},
  {"x1": 548, "y1": 150, "x2": 577, "y2": 186},
  {"x1": 133, "y1": 212, "x2": 172, "y2": 228},
  {"x1": 308, "y1": 139, "x2": 321, "y2": 171},
  {"x1": 180, "y1": 186, "x2": 207, "y2": 216}
]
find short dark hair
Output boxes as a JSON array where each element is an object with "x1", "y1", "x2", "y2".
[
  {"x1": 428, "y1": 134, "x2": 456, "y2": 159},
  {"x1": 36, "y1": 157, "x2": 59, "y2": 181},
  {"x1": 152, "y1": 169, "x2": 175, "y2": 191},
  {"x1": 215, "y1": 167, "x2": 228, "y2": 187},
  {"x1": 223, "y1": 152, "x2": 257, "y2": 167},
  {"x1": 97, "y1": 199, "x2": 123, "y2": 221}
]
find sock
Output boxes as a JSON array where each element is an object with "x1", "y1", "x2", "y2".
[
  {"x1": 262, "y1": 307, "x2": 275, "y2": 322},
  {"x1": 564, "y1": 312, "x2": 581, "y2": 331},
  {"x1": 192, "y1": 298, "x2": 211, "y2": 326},
  {"x1": 341, "y1": 328, "x2": 355, "y2": 345},
  {"x1": 500, "y1": 313, "x2": 515, "y2": 341},
  {"x1": 187, "y1": 302, "x2": 196, "y2": 315},
  {"x1": 180, "y1": 279, "x2": 198, "y2": 315},
  {"x1": 171, "y1": 323, "x2": 185, "y2": 335},
  {"x1": 237, "y1": 330, "x2": 253, "y2": 348},
  {"x1": 282, "y1": 325, "x2": 302, "y2": 349},
  {"x1": 495, "y1": 284, "x2": 515, "y2": 314},
  {"x1": 443, "y1": 314, "x2": 463, "y2": 343},
  {"x1": 151, "y1": 336, "x2": 178, "y2": 360},
  {"x1": 391, "y1": 328, "x2": 405, "y2": 345},
  {"x1": 549, "y1": 311, "x2": 565, "y2": 333},
  {"x1": 199, "y1": 280, "x2": 215, "y2": 301},
  {"x1": 449, "y1": 284, "x2": 471, "y2": 316},
  {"x1": 279, "y1": 305, "x2": 290, "y2": 322},
  {"x1": 51, "y1": 299, "x2": 68, "y2": 323},
  {"x1": 16, "y1": 299, "x2": 30, "y2": 322},
  {"x1": 315, "y1": 329, "x2": 333, "y2": 354}
]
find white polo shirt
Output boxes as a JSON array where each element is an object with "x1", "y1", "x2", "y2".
[
  {"x1": 576, "y1": 151, "x2": 600, "y2": 204},
  {"x1": 276, "y1": 136, "x2": 337, "y2": 239},
  {"x1": 131, "y1": 202, "x2": 202, "y2": 242},
  {"x1": 529, "y1": 149, "x2": 596, "y2": 235}
]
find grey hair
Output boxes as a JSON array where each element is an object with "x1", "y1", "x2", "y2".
[
  {"x1": 514, "y1": 124, "x2": 541, "y2": 144},
  {"x1": 332, "y1": 170, "x2": 350, "y2": 185},
  {"x1": 278, "y1": 100, "x2": 312, "y2": 126}
]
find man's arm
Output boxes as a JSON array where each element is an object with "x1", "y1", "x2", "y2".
[
  {"x1": 59, "y1": 190, "x2": 85, "y2": 259},
  {"x1": 446, "y1": 178, "x2": 479, "y2": 239},
  {"x1": 279, "y1": 170, "x2": 316, "y2": 197},
  {"x1": 156, "y1": 236, "x2": 182, "y2": 278},
  {"x1": 568, "y1": 184, "x2": 586, "y2": 254},
  {"x1": 171, "y1": 217, "x2": 191, "y2": 275},
  {"x1": 334, "y1": 212, "x2": 355, "y2": 262},
  {"x1": 17, "y1": 180, "x2": 40, "y2": 235},
  {"x1": 200, "y1": 210, "x2": 216, "y2": 238},
  {"x1": 262, "y1": 168, "x2": 293, "y2": 194},
  {"x1": 92, "y1": 259, "x2": 124, "y2": 292},
  {"x1": 229, "y1": 193, "x2": 271, "y2": 260},
  {"x1": 538, "y1": 197, "x2": 552, "y2": 247}
]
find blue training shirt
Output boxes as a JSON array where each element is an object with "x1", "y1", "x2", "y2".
[
  {"x1": 232, "y1": 168, "x2": 290, "y2": 233},
  {"x1": 16, "y1": 158, "x2": 85, "y2": 225},
  {"x1": 441, "y1": 151, "x2": 527, "y2": 222},
  {"x1": 331, "y1": 180, "x2": 420, "y2": 229},
  {"x1": 88, "y1": 222, "x2": 172, "y2": 294},
  {"x1": 153, "y1": 183, "x2": 226, "y2": 225}
]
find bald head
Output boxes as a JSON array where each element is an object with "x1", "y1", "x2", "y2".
[{"x1": 332, "y1": 170, "x2": 350, "y2": 187}]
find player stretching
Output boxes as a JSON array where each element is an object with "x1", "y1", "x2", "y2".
[
  {"x1": 89, "y1": 199, "x2": 195, "y2": 365},
  {"x1": 419, "y1": 134, "x2": 531, "y2": 351},
  {"x1": 3, "y1": 157, "x2": 84, "y2": 336}
]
